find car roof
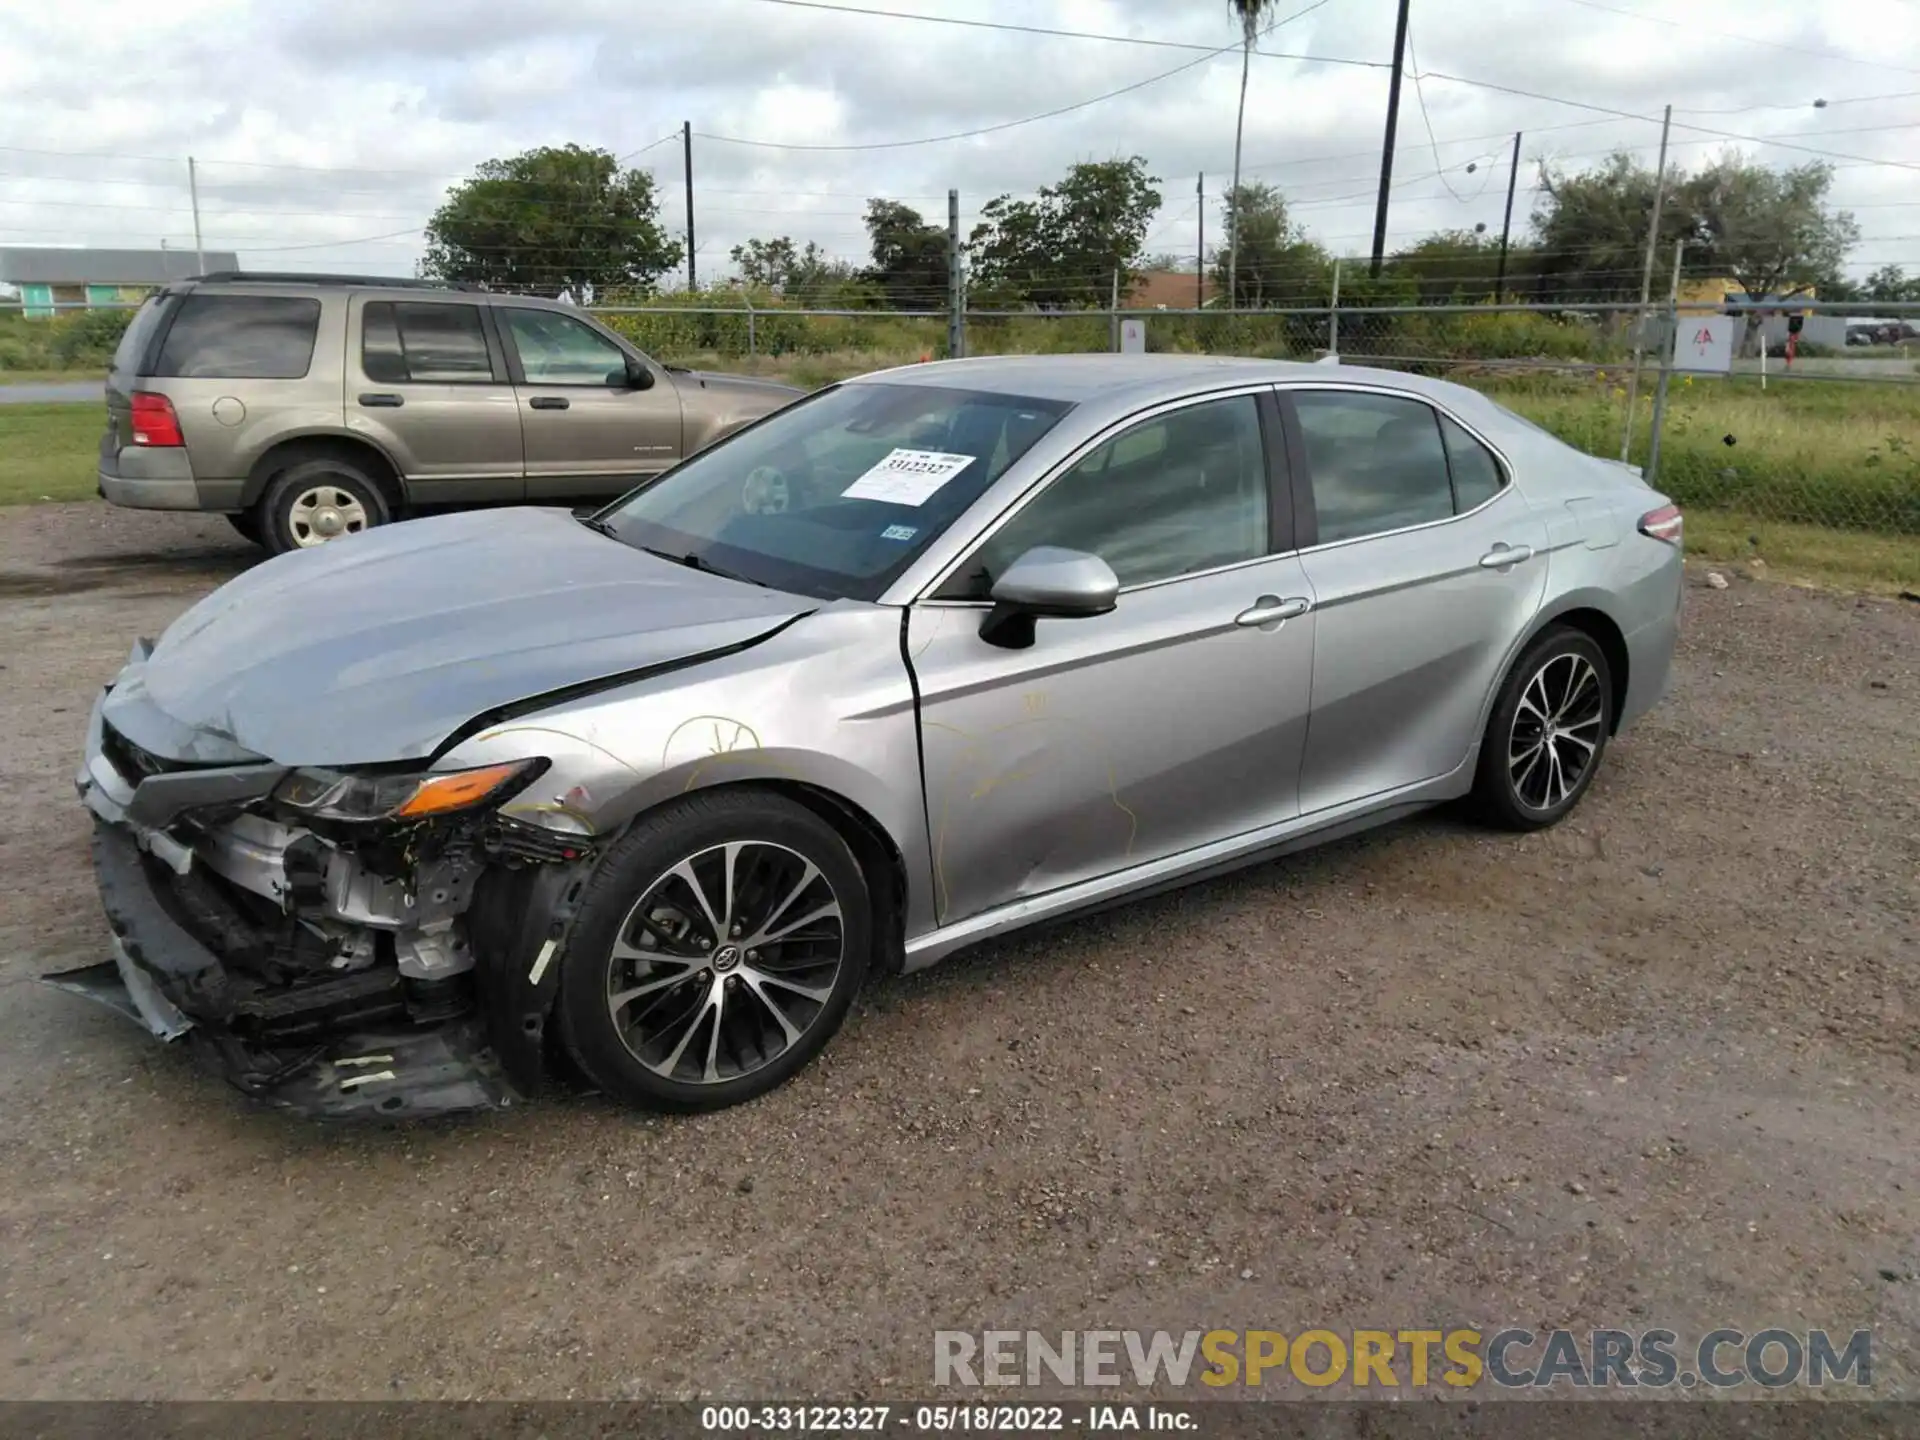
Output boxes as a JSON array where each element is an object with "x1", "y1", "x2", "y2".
[{"x1": 847, "y1": 352, "x2": 1495, "y2": 413}]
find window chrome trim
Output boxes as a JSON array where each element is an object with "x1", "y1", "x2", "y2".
[
  {"x1": 1275, "y1": 379, "x2": 1518, "y2": 555},
  {"x1": 909, "y1": 382, "x2": 1288, "y2": 605}
]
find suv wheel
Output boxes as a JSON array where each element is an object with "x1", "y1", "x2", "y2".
[{"x1": 261, "y1": 457, "x2": 391, "y2": 554}]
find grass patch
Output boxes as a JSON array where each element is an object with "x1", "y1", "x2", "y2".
[
  {"x1": 0, "y1": 403, "x2": 99, "y2": 505},
  {"x1": 1479, "y1": 372, "x2": 1920, "y2": 538},
  {"x1": 0, "y1": 368, "x2": 104, "y2": 385},
  {"x1": 1682, "y1": 510, "x2": 1920, "y2": 593}
]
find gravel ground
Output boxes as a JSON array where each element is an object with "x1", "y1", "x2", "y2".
[{"x1": 0, "y1": 502, "x2": 1915, "y2": 1403}]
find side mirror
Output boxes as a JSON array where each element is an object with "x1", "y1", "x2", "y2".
[
  {"x1": 625, "y1": 360, "x2": 656, "y2": 391},
  {"x1": 979, "y1": 546, "x2": 1119, "y2": 649}
]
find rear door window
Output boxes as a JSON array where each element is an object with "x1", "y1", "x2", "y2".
[
  {"x1": 152, "y1": 295, "x2": 322, "y2": 379},
  {"x1": 362, "y1": 301, "x2": 495, "y2": 383}
]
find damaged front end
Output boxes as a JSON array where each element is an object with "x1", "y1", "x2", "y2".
[{"x1": 51, "y1": 642, "x2": 595, "y2": 1120}]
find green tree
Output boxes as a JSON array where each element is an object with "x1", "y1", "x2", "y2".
[
  {"x1": 1684, "y1": 153, "x2": 1860, "y2": 303},
  {"x1": 1862, "y1": 264, "x2": 1920, "y2": 304},
  {"x1": 862, "y1": 200, "x2": 948, "y2": 310},
  {"x1": 969, "y1": 157, "x2": 1164, "y2": 308},
  {"x1": 421, "y1": 144, "x2": 682, "y2": 298},
  {"x1": 1531, "y1": 149, "x2": 1858, "y2": 306},
  {"x1": 728, "y1": 235, "x2": 855, "y2": 304},
  {"x1": 1386, "y1": 228, "x2": 1529, "y2": 303},
  {"x1": 1209, "y1": 182, "x2": 1330, "y2": 307},
  {"x1": 1225, "y1": 0, "x2": 1277, "y2": 308}
]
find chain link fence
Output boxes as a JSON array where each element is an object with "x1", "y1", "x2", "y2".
[{"x1": 7, "y1": 290, "x2": 1916, "y2": 549}]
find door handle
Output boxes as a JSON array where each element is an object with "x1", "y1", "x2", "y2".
[
  {"x1": 1479, "y1": 543, "x2": 1534, "y2": 569},
  {"x1": 357, "y1": 393, "x2": 403, "y2": 408},
  {"x1": 1235, "y1": 595, "x2": 1312, "y2": 628},
  {"x1": 528, "y1": 396, "x2": 570, "y2": 411}
]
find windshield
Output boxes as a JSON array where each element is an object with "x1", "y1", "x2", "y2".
[{"x1": 593, "y1": 381, "x2": 1073, "y2": 601}]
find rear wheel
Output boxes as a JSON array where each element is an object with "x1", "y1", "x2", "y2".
[
  {"x1": 1471, "y1": 626, "x2": 1613, "y2": 831},
  {"x1": 555, "y1": 790, "x2": 871, "y2": 1112},
  {"x1": 260, "y1": 456, "x2": 391, "y2": 555}
]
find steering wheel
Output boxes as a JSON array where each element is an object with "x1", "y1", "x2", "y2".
[{"x1": 742, "y1": 466, "x2": 791, "y2": 515}]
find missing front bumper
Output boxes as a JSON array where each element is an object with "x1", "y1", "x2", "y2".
[{"x1": 45, "y1": 822, "x2": 521, "y2": 1122}]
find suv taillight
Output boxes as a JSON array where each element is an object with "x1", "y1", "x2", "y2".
[
  {"x1": 1638, "y1": 504, "x2": 1683, "y2": 544},
  {"x1": 129, "y1": 391, "x2": 183, "y2": 447}
]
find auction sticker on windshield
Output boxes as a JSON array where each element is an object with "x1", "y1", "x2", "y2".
[{"x1": 841, "y1": 449, "x2": 977, "y2": 506}]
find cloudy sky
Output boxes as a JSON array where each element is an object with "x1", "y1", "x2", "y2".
[{"x1": 2, "y1": 0, "x2": 1918, "y2": 287}]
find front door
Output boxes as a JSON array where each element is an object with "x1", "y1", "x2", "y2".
[
  {"x1": 494, "y1": 304, "x2": 684, "y2": 500},
  {"x1": 905, "y1": 389, "x2": 1317, "y2": 928},
  {"x1": 348, "y1": 294, "x2": 525, "y2": 502},
  {"x1": 1282, "y1": 386, "x2": 1549, "y2": 815}
]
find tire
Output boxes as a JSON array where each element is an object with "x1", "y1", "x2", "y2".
[
  {"x1": 555, "y1": 789, "x2": 872, "y2": 1113},
  {"x1": 225, "y1": 512, "x2": 262, "y2": 545},
  {"x1": 1470, "y1": 625, "x2": 1613, "y2": 832},
  {"x1": 260, "y1": 456, "x2": 391, "y2": 555}
]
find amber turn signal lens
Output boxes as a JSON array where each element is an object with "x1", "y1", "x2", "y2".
[{"x1": 392, "y1": 762, "x2": 531, "y2": 818}]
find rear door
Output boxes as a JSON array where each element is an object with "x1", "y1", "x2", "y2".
[
  {"x1": 346, "y1": 294, "x2": 524, "y2": 502},
  {"x1": 1281, "y1": 385, "x2": 1548, "y2": 815},
  {"x1": 493, "y1": 303, "x2": 684, "y2": 500}
]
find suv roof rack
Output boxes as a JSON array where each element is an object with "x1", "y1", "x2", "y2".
[{"x1": 190, "y1": 271, "x2": 487, "y2": 292}]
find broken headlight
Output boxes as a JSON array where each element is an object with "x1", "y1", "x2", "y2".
[{"x1": 273, "y1": 759, "x2": 546, "y2": 823}]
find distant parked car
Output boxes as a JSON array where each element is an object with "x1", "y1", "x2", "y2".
[{"x1": 98, "y1": 272, "x2": 802, "y2": 553}]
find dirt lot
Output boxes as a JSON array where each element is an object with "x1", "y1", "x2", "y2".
[{"x1": 0, "y1": 501, "x2": 1915, "y2": 1403}]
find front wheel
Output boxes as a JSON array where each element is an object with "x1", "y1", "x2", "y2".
[
  {"x1": 1471, "y1": 626, "x2": 1613, "y2": 831},
  {"x1": 555, "y1": 790, "x2": 871, "y2": 1112}
]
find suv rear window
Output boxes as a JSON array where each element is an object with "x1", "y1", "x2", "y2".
[
  {"x1": 112, "y1": 293, "x2": 174, "y2": 375},
  {"x1": 153, "y1": 295, "x2": 322, "y2": 379}
]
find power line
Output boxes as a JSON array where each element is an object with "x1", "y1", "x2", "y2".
[
  {"x1": 1415, "y1": 70, "x2": 1920, "y2": 173},
  {"x1": 1556, "y1": 0, "x2": 1920, "y2": 77},
  {"x1": 1674, "y1": 88, "x2": 1920, "y2": 115},
  {"x1": 694, "y1": 0, "x2": 1341, "y2": 151},
  {"x1": 728, "y1": 0, "x2": 1382, "y2": 67}
]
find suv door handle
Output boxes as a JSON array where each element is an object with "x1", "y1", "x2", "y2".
[
  {"x1": 528, "y1": 396, "x2": 570, "y2": 411},
  {"x1": 357, "y1": 393, "x2": 403, "y2": 408},
  {"x1": 1235, "y1": 595, "x2": 1312, "y2": 628},
  {"x1": 1479, "y1": 543, "x2": 1534, "y2": 569}
]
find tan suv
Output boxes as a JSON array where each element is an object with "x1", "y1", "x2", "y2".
[{"x1": 99, "y1": 272, "x2": 804, "y2": 553}]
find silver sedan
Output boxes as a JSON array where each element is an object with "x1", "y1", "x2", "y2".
[{"x1": 58, "y1": 355, "x2": 1683, "y2": 1118}]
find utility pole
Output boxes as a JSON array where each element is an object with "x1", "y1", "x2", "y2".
[
  {"x1": 1495, "y1": 131, "x2": 1521, "y2": 297},
  {"x1": 187, "y1": 156, "x2": 206, "y2": 275},
  {"x1": 1619, "y1": 102, "x2": 1673, "y2": 463},
  {"x1": 682, "y1": 121, "x2": 696, "y2": 292},
  {"x1": 946, "y1": 189, "x2": 965, "y2": 360},
  {"x1": 1196, "y1": 172, "x2": 1205, "y2": 309},
  {"x1": 1368, "y1": 0, "x2": 1412, "y2": 278},
  {"x1": 1645, "y1": 240, "x2": 1684, "y2": 486}
]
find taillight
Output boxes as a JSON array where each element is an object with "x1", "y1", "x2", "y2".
[
  {"x1": 1638, "y1": 504, "x2": 1683, "y2": 544},
  {"x1": 128, "y1": 391, "x2": 183, "y2": 447}
]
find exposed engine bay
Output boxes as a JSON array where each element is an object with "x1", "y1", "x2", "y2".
[{"x1": 58, "y1": 699, "x2": 598, "y2": 1120}]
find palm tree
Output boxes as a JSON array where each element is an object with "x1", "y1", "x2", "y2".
[{"x1": 1225, "y1": 0, "x2": 1275, "y2": 310}]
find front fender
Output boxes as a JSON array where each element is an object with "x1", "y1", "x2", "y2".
[{"x1": 438, "y1": 605, "x2": 939, "y2": 938}]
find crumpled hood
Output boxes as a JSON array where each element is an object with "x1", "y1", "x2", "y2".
[{"x1": 113, "y1": 506, "x2": 814, "y2": 767}]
